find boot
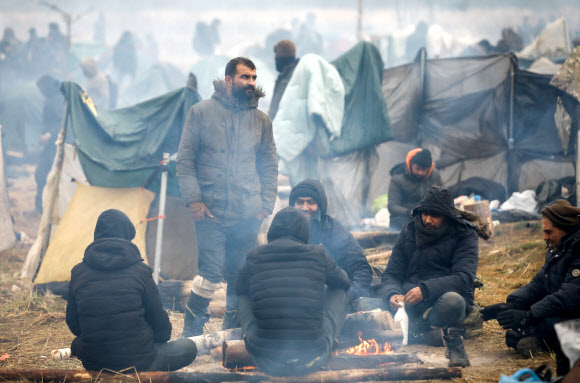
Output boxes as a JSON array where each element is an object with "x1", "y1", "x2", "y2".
[
  {"x1": 444, "y1": 327, "x2": 470, "y2": 367},
  {"x1": 460, "y1": 305, "x2": 483, "y2": 339},
  {"x1": 222, "y1": 309, "x2": 240, "y2": 330},
  {"x1": 182, "y1": 292, "x2": 211, "y2": 338},
  {"x1": 506, "y1": 329, "x2": 524, "y2": 349},
  {"x1": 516, "y1": 337, "x2": 545, "y2": 358},
  {"x1": 409, "y1": 318, "x2": 444, "y2": 347}
]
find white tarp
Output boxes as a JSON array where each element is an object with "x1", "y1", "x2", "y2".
[{"x1": 518, "y1": 18, "x2": 571, "y2": 60}]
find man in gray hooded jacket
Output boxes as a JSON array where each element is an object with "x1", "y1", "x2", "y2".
[{"x1": 177, "y1": 57, "x2": 278, "y2": 336}]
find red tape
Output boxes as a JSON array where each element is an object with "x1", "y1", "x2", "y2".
[{"x1": 141, "y1": 215, "x2": 166, "y2": 223}]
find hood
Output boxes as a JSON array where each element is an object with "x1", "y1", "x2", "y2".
[
  {"x1": 413, "y1": 186, "x2": 491, "y2": 240},
  {"x1": 267, "y1": 207, "x2": 310, "y2": 243},
  {"x1": 211, "y1": 79, "x2": 265, "y2": 110},
  {"x1": 289, "y1": 179, "x2": 328, "y2": 220},
  {"x1": 405, "y1": 148, "x2": 434, "y2": 179},
  {"x1": 80, "y1": 58, "x2": 99, "y2": 78},
  {"x1": 94, "y1": 209, "x2": 136, "y2": 241},
  {"x1": 83, "y1": 238, "x2": 143, "y2": 271}
]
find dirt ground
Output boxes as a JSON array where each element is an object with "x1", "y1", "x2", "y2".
[{"x1": 0, "y1": 165, "x2": 556, "y2": 382}]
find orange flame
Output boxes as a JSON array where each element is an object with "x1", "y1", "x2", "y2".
[{"x1": 345, "y1": 332, "x2": 393, "y2": 355}]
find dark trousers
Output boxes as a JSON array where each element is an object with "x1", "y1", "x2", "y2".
[
  {"x1": 145, "y1": 339, "x2": 197, "y2": 372},
  {"x1": 531, "y1": 316, "x2": 571, "y2": 376},
  {"x1": 238, "y1": 288, "x2": 349, "y2": 376},
  {"x1": 195, "y1": 218, "x2": 262, "y2": 311},
  {"x1": 357, "y1": 292, "x2": 467, "y2": 328}
]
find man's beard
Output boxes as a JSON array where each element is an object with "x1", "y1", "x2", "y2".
[{"x1": 232, "y1": 84, "x2": 255, "y2": 102}]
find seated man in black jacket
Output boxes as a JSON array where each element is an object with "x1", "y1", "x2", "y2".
[
  {"x1": 289, "y1": 179, "x2": 372, "y2": 305},
  {"x1": 66, "y1": 209, "x2": 197, "y2": 372},
  {"x1": 481, "y1": 200, "x2": 580, "y2": 376},
  {"x1": 380, "y1": 186, "x2": 490, "y2": 367},
  {"x1": 236, "y1": 207, "x2": 351, "y2": 376}
]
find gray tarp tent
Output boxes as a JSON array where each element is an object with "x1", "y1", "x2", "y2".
[{"x1": 368, "y1": 50, "x2": 580, "y2": 210}]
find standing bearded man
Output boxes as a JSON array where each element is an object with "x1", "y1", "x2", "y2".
[{"x1": 177, "y1": 57, "x2": 278, "y2": 336}]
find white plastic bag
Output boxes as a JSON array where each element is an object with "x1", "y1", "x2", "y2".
[{"x1": 393, "y1": 302, "x2": 409, "y2": 346}]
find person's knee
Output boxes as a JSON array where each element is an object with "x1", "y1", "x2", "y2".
[
  {"x1": 429, "y1": 292, "x2": 466, "y2": 327},
  {"x1": 182, "y1": 339, "x2": 197, "y2": 363}
]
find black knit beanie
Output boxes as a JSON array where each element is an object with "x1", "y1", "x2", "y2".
[
  {"x1": 289, "y1": 183, "x2": 321, "y2": 208},
  {"x1": 541, "y1": 199, "x2": 580, "y2": 231},
  {"x1": 410, "y1": 149, "x2": 432, "y2": 168}
]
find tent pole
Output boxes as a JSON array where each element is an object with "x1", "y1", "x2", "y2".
[
  {"x1": 22, "y1": 100, "x2": 69, "y2": 280},
  {"x1": 507, "y1": 64, "x2": 515, "y2": 195},
  {"x1": 153, "y1": 152, "x2": 169, "y2": 285}
]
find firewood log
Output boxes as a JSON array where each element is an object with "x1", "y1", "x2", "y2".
[
  {"x1": 188, "y1": 328, "x2": 243, "y2": 355},
  {"x1": 222, "y1": 339, "x2": 254, "y2": 369}
]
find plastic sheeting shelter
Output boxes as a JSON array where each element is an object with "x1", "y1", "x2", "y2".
[
  {"x1": 24, "y1": 81, "x2": 202, "y2": 285},
  {"x1": 368, "y1": 50, "x2": 580, "y2": 209},
  {"x1": 34, "y1": 185, "x2": 154, "y2": 284}
]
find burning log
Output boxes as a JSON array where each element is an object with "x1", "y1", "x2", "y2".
[
  {"x1": 222, "y1": 340, "x2": 254, "y2": 369},
  {"x1": 326, "y1": 353, "x2": 422, "y2": 370},
  {"x1": 188, "y1": 328, "x2": 242, "y2": 355}
]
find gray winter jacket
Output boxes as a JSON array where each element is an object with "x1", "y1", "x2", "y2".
[{"x1": 176, "y1": 80, "x2": 278, "y2": 224}]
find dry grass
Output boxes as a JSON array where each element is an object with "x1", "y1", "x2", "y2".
[{"x1": 0, "y1": 166, "x2": 558, "y2": 381}]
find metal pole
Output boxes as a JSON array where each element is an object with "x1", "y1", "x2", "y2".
[{"x1": 153, "y1": 153, "x2": 169, "y2": 284}]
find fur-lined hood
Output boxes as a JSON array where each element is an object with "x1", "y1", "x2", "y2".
[
  {"x1": 459, "y1": 209, "x2": 492, "y2": 240},
  {"x1": 211, "y1": 79, "x2": 265, "y2": 110}
]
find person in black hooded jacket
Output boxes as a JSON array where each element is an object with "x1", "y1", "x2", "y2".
[
  {"x1": 66, "y1": 209, "x2": 197, "y2": 372},
  {"x1": 236, "y1": 207, "x2": 350, "y2": 376},
  {"x1": 380, "y1": 186, "x2": 491, "y2": 368},
  {"x1": 289, "y1": 179, "x2": 372, "y2": 305}
]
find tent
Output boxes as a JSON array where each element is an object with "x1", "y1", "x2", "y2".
[
  {"x1": 368, "y1": 49, "x2": 580, "y2": 212},
  {"x1": 0, "y1": 125, "x2": 16, "y2": 252},
  {"x1": 22, "y1": 79, "x2": 202, "y2": 288}
]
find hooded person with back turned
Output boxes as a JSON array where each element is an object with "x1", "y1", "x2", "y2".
[
  {"x1": 236, "y1": 207, "x2": 350, "y2": 376},
  {"x1": 66, "y1": 209, "x2": 196, "y2": 372}
]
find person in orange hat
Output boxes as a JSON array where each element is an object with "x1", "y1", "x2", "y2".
[{"x1": 387, "y1": 148, "x2": 442, "y2": 231}]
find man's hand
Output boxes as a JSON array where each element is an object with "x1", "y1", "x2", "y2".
[
  {"x1": 188, "y1": 202, "x2": 213, "y2": 221},
  {"x1": 480, "y1": 302, "x2": 514, "y2": 321},
  {"x1": 497, "y1": 309, "x2": 530, "y2": 330},
  {"x1": 256, "y1": 209, "x2": 269, "y2": 221},
  {"x1": 389, "y1": 294, "x2": 405, "y2": 310},
  {"x1": 404, "y1": 287, "x2": 423, "y2": 305}
]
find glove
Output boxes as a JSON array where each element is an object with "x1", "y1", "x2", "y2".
[
  {"x1": 497, "y1": 309, "x2": 530, "y2": 331},
  {"x1": 480, "y1": 302, "x2": 514, "y2": 321}
]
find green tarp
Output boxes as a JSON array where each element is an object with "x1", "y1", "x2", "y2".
[
  {"x1": 62, "y1": 82, "x2": 202, "y2": 195},
  {"x1": 319, "y1": 41, "x2": 392, "y2": 157}
]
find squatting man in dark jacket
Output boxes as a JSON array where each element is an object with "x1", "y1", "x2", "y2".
[
  {"x1": 289, "y1": 179, "x2": 372, "y2": 305},
  {"x1": 66, "y1": 209, "x2": 197, "y2": 372},
  {"x1": 236, "y1": 207, "x2": 351, "y2": 376},
  {"x1": 380, "y1": 186, "x2": 491, "y2": 367},
  {"x1": 177, "y1": 57, "x2": 278, "y2": 336},
  {"x1": 388, "y1": 148, "x2": 442, "y2": 231},
  {"x1": 481, "y1": 200, "x2": 580, "y2": 376}
]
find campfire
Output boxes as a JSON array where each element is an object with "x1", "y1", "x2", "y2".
[{"x1": 344, "y1": 332, "x2": 393, "y2": 355}]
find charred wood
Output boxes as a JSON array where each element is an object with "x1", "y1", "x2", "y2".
[
  {"x1": 222, "y1": 340, "x2": 254, "y2": 369},
  {"x1": 326, "y1": 353, "x2": 421, "y2": 370},
  {"x1": 0, "y1": 367, "x2": 461, "y2": 382}
]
